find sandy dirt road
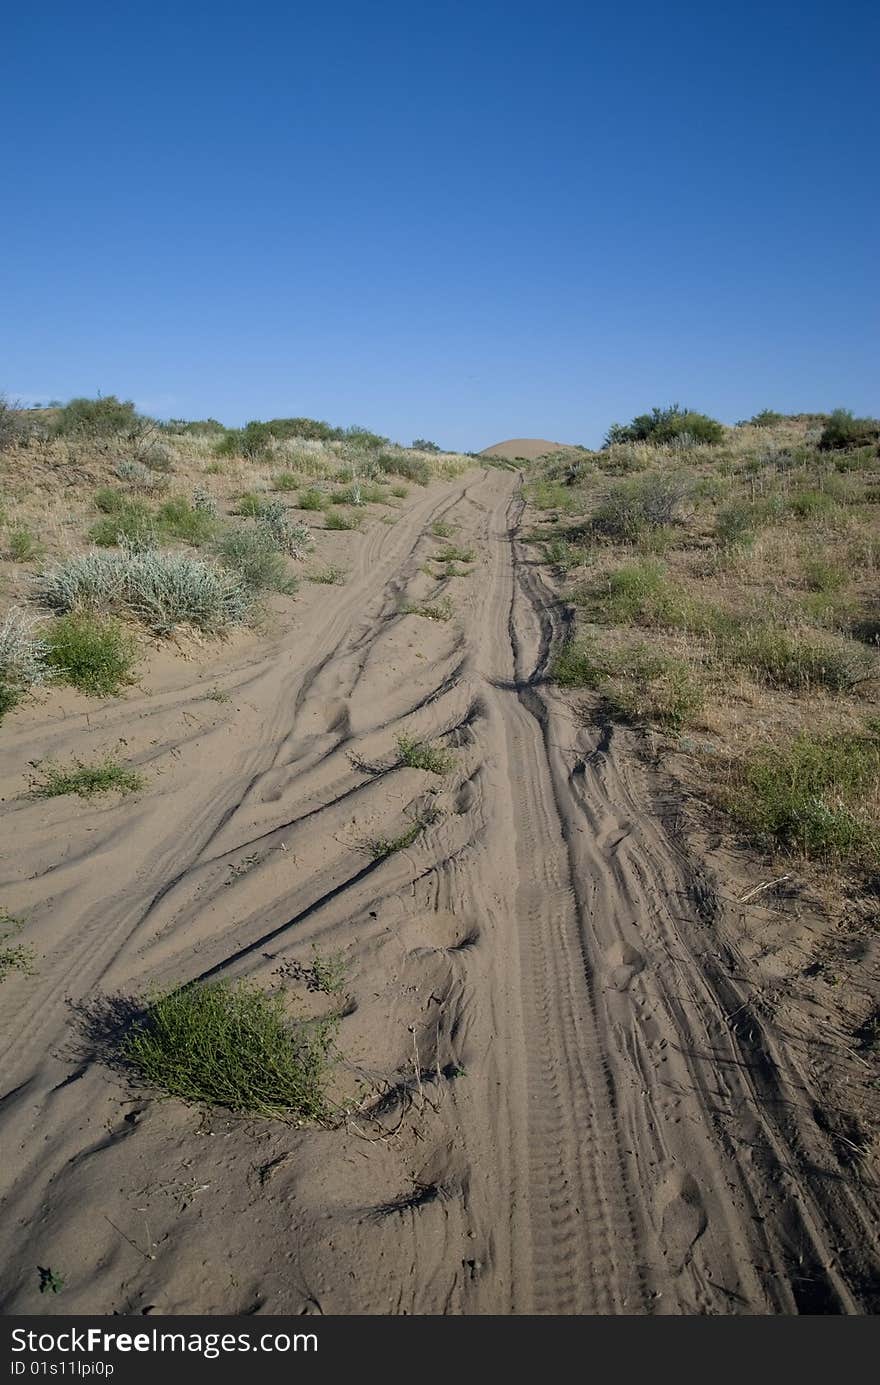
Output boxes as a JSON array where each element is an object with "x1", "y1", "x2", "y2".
[{"x1": 1, "y1": 466, "x2": 877, "y2": 1314}]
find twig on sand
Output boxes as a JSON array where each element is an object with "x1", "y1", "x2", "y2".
[{"x1": 738, "y1": 874, "x2": 791, "y2": 903}]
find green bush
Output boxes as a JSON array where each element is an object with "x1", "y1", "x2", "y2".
[
  {"x1": 214, "y1": 527, "x2": 292, "y2": 593},
  {"x1": 377, "y1": 452, "x2": 432, "y2": 484},
  {"x1": 54, "y1": 395, "x2": 143, "y2": 438},
  {"x1": 44, "y1": 614, "x2": 137, "y2": 696},
  {"x1": 89, "y1": 499, "x2": 154, "y2": 547},
  {"x1": 234, "y1": 492, "x2": 268, "y2": 517},
  {"x1": 270, "y1": 472, "x2": 300, "y2": 491},
  {"x1": 719, "y1": 623, "x2": 873, "y2": 692},
  {"x1": 592, "y1": 472, "x2": 691, "y2": 540},
  {"x1": 297, "y1": 488, "x2": 325, "y2": 510},
  {"x1": 819, "y1": 408, "x2": 880, "y2": 452},
  {"x1": 157, "y1": 497, "x2": 217, "y2": 546},
  {"x1": 215, "y1": 421, "x2": 274, "y2": 460},
  {"x1": 5, "y1": 526, "x2": 43, "y2": 562},
  {"x1": 727, "y1": 733, "x2": 880, "y2": 864},
  {"x1": 324, "y1": 511, "x2": 361, "y2": 531},
  {"x1": 123, "y1": 979, "x2": 336, "y2": 1119},
  {"x1": 551, "y1": 634, "x2": 703, "y2": 728},
  {"x1": 748, "y1": 409, "x2": 784, "y2": 428},
  {"x1": 604, "y1": 405, "x2": 723, "y2": 447},
  {"x1": 38, "y1": 546, "x2": 252, "y2": 632}
]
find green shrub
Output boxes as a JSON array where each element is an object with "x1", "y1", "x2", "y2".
[
  {"x1": 271, "y1": 472, "x2": 301, "y2": 492},
  {"x1": 234, "y1": 492, "x2": 268, "y2": 517},
  {"x1": 544, "y1": 536, "x2": 591, "y2": 572},
  {"x1": 551, "y1": 637, "x2": 609, "y2": 688},
  {"x1": 257, "y1": 502, "x2": 311, "y2": 556},
  {"x1": 307, "y1": 565, "x2": 345, "y2": 585},
  {"x1": 6, "y1": 526, "x2": 43, "y2": 562},
  {"x1": 603, "y1": 651, "x2": 703, "y2": 730},
  {"x1": 215, "y1": 421, "x2": 274, "y2": 460},
  {"x1": 396, "y1": 734, "x2": 455, "y2": 774},
  {"x1": 727, "y1": 733, "x2": 880, "y2": 864},
  {"x1": 434, "y1": 544, "x2": 475, "y2": 564},
  {"x1": 38, "y1": 546, "x2": 251, "y2": 632},
  {"x1": 123, "y1": 979, "x2": 336, "y2": 1119},
  {"x1": 89, "y1": 500, "x2": 154, "y2": 547},
  {"x1": 54, "y1": 395, "x2": 142, "y2": 438},
  {"x1": 593, "y1": 472, "x2": 691, "y2": 540},
  {"x1": 819, "y1": 408, "x2": 880, "y2": 452},
  {"x1": 297, "y1": 488, "x2": 325, "y2": 511},
  {"x1": 44, "y1": 614, "x2": 137, "y2": 696},
  {"x1": 214, "y1": 527, "x2": 293, "y2": 594},
  {"x1": 748, "y1": 409, "x2": 784, "y2": 428},
  {"x1": 411, "y1": 439, "x2": 441, "y2": 453},
  {"x1": 31, "y1": 757, "x2": 145, "y2": 798},
  {"x1": 719, "y1": 624, "x2": 873, "y2": 692},
  {"x1": 156, "y1": 497, "x2": 217, "y2": 546},
  {"x1": 605, "y1": 405, "x2": 723, "y2": 447},
  {"x1": 590, "y1": 561, "x2": 710, "y2": 630},
  {"x1": 324, "y1": 510, "x2": 361, "y2": 531},
  {"x1": 788, "y1": 488, "x2": 838, "y2": 520},
  {"x1": 802, "y1": 557, "x2": 847, "y2": 593},
  {"x1": 377, "y1": 452, "x2": 432, "y2": 485},
  {"x1": 94, "y1": 487, "x2": 129, "y2": 514}
]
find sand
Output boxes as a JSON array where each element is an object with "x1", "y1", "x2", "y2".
[
  {"x1": 479, "y1": 439, "x2": 573, "y2": 461},
  {"x1": 1, "y1": 466, "x2": 877, "y2": 1314}
]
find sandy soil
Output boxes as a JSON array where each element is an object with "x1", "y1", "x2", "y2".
[{"x1": 1, "y1": 467, "x2": 878, "y2": 1315}]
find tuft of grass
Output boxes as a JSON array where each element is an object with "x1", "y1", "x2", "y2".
[
  {"x1": 551, "y1": 635, "x2": 703, "y2": 729},
  {"x1": 234, "y1": 492, "x2": 268, "y2": 517},
  {"x1": 44, "y1": 614, "x2": 137, "y2": 696},
  {"x1": 434, "y1": 544, "x2": 476, "y2": 564},
  {"x1": 297, "y1": 488, "x2": 326, "y2": 511},
  {"x1": 31, "y1": 757, "x2": 145, "y2": 799},
  {"x1": 123, "y1": 979, "x2": 336, "y2": 1120},
  {"x1": 206, "y1": 686, "x2": 231, "y2": 702},
  {"x1": 400, "y1": 597, "x2": 453, "y2": 622},
  {"x1": 390, "y1": 485, "x2": 408, "y2": 498},
  {"x1": 271, "y1": 471, "x2": 301, "y2": 492},
  {"x1": 324, "y1": 510, "x2": 361, "y2": 531},
  {"x1": 364, "y1": 805, "x2": 441, "y2": 859},
  {"x1": 156, "y1": 497, "x2": 218, "y2": 546},
  {"x1": 396, "y1": 734, "x2": 455, "y2": 775},
  {"x1": 430, "y1": 520, "x2": 455, "y2": 538},
  {"x1": 719, "y1": 624, "x2": 874, "y2": 693},
  {"x1": 378, "y1": 452, "x2": 432, "y2": 485},
  {"x1": 89, "y1": 499, "x2": 155, "y2": 547},
  {"x1": 214, "y1": 527, "x2": 294, "y2": 595},
  {"x1": 802, "y1": 556, "x2": 847, "y2": 593},
  {"x1": 726, "y1": 733, "x2": 880, "y2": 866},
  {"x1": 307, "y1": 565, "x2": 345, "y2": 585},
  {"x1": 6, "y1": 525, "x2": 43, "y2": 562},
  {"x1": 586, "y1": 560, "x2": 713, "y2": 631},
  {"x1": 592, "y1": 472, "x2": 691, "y2": 540},
  {"x1": 0, "y1": 911, "x2": 36, "y2": 983},
  {"x1": 543, "y1": 535, "x2": 591, "y2": 572}
]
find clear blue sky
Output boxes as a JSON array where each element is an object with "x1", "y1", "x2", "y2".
[{"x1": 3, "y1": 0, "x2": 877, "y2": 450}]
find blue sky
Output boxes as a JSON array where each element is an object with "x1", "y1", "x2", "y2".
[{"x1": 2, "y1": 0, "x2": 877, "y2": 450}]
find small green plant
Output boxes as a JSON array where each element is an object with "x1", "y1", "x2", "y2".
[
  {"x1": 38, "y1": 1267, "x2": 65, "y2": 1295},
  {"x1": 214, "y1": 527, "x2": 293, "y2": 594},
  {"x1": 308, "y1": 948, "x2": 347, "y2": 996},
  {"x1": 788, "y1": 488, "x2": 838, "y2": 520},
  {"x1": 89, "y1": 498, "x2": 155, "y2": 547},
  {"x1": 379, "y1": 452, "x2": 432, "y2": 484},
  {"x1": 364, "y1": 805, "x2": 441, "y2": 859},
  {"x1": 324, "y1": 510, "x2": 361, "y2": 531},
  {"x1": 258, "y1": 502, "x2": 311, "y2": 556},
  {"x1": 390, "y1": 485, "x2": 408, "y2": 498},
  {"x1": 235, "y1": 492, "x2": 268, "y2": 517},
  {"x1": 592, "y1": 472, "x2": 691, "y2": 540},
  {"x1": 297, "y1": 488, "x2": 325, "y2": 511},
  {"x1": 271, "y1": 472, "x2": 301, "y2": 492},
  {"x1": 6, "y1": 525, "x2": 43, "y2": 562},
  {"x1": 123, "y1": 979, "x2": 336, "y2": 1120},
  {"x1": 44, "y1": 614, "x2": 137, "y2": 696},
  {"x1": 434, "y1": 544, "x2": 475, "y2": 564},
  {"x1": 307, "y1": 565, "x2": 345, "y2": 585},
  {"x1": 400, "y1": 597, "x2": 453, "y2": 622},
  {"x1": 31, "y1": 757, "x2": 145, "y2": 798},
  {"x1": 0, "y1": 911, "x2": 36, "y2": 982},
  {"x1": 206, "y1": 686, "x2": 231, "y2": 702},
  {"x1": 430, "y1": 520, "x2": 455, "y2": 538},
  {"x1": 719, "y1": 624, "x2": 873, "y2": 693},
  {"x1": 396, "y1": 733, "x2": 455, "y2": 775},
  {"x1": 726, "y1": 733, "x2": 880, "y2": 865},
  {"x1": 802, "y1": 557, "x2": 847, "y2": 593},
  {"x1": 156, "y1": 497, "x2": 217, "y2": 545}
]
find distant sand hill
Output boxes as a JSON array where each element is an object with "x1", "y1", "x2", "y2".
[{"x1": 480, "y1": 437, "x2": 571, "y2": 461}]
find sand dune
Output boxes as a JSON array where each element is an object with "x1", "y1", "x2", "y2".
[
  {"x1": 1, "y1": 467, "x2": 877, "y2": 1314},
  {"x1": 480, "y1": 438, "x2": 573, "y2": 461}
]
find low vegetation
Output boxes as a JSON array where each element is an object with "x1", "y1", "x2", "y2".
[
  {"x1": 44, "y1": 614, "x2": 138, "y2": 696},
  {"x1": 530, "y1": 402, "x2": 880, "y2": 884},
  {"x1": 396, "y1": 733, "x2": 455, "y2": 775},
  {"x1": 123, "y1": 980, "x2": 336, "y2": 1120},
  {"x1": 30, "y1": 757, "x2": 145, "y2": 798}
]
